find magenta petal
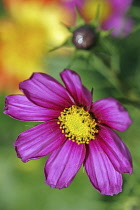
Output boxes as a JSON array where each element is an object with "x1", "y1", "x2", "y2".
[
  {"x1": 14, "y1": 121, "x2": 65, "y2": 162},
  {"x1": 62, "y1": 0, "x2": 84, "y2": 25},
  {"x1": 60, "y1": 69, "x2": 92, "y2": 109},
  {"x1": 4, "y1": 95, "x2": 61, "y2": 121},
  {"x1": 63, "y1": 0, "x2": 84, "y2": 9},
  {"x1": 102, "y1": 15, "x2": 133, "y2": 38},
  {"x1": 45, "y1": 141, "x2": 85, "y2": 189},
  {"x1": 109, "y1": 0, "x2": 132, "y2": 14},
  {"x1": 85, "y1": 140, "x2": 122, "y2": 195},
  {"x1": 19, "y1": 73, "x2": 74, "y2": 110},
  {"x1": 97, "y1": 125, "x2": 132, "y2": 174},
  {"x1": 91, "y1": 97, "x2": 132, "y2": 131}
]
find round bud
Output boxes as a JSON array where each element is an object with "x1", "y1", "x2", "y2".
[{"x1": 72, "y1": 25, "x2": 97, "y2": 50}]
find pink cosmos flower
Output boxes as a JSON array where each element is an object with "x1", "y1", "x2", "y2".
[{"x1": 4, "y1": 69, "x2": 132, "y2": 195}]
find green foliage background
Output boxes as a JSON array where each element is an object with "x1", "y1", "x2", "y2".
[{"x1": 1, "y1": 0, "x2": 140, "y2": 210}]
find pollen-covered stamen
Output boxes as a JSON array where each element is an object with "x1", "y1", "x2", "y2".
[{"x1": 57, "y1": 105, "x2": 98, "y2": 144}]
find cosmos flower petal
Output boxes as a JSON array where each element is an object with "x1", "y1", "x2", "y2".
[
  {"x1": 61, "y1": 0, "x2": 84, "y2": 26},
  {"x1": 102, "y1": 15, "x2": 133, "y2": 38},
  {"x1": 60, "y1": 69, "x2": 92, "y2": 109},
  {"x1": 63, "y1": 0, "x2": 85, "y2": 9},
  {"x1": 20, "y1": 72, "x2": 74, "y2": 110},
  {"x1": 109, "y1": 0, "x2": 133, "y2": 14},
  {"x1": 91, "y1": 97, "x2": 132, "y2": 131},
  {"x1": 14, "y1": 121, "x2": 66, "y2": 162},
  {"x1": 98, "y1": 125, "x2": 132, "y2": 174},
  {"x1": 45, "y1": 141, "x2": 85, "y2": 189},
  {"x1": 85, "y1": 140, "x2": 122, "y2": 196},
  {"x1": 4, "y1": 95, "x2": 61, "y2": 121}
]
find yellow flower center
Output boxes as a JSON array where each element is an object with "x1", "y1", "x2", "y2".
[{"x1": 58, "y1": 105, "x2": 98, "y2": 144}]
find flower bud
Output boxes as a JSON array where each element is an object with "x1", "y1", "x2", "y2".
[{"x1": 72, "y1": 25, "x2": 97, "y2": 50}]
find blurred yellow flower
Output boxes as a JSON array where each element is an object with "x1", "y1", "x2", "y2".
[{"x1": 0, "y1": 0, "x2": 70, "y2": 93}]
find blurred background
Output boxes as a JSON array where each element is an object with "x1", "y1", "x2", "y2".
[{"x1": 1, "y1": 0, "x2": 140, "y2": 209}]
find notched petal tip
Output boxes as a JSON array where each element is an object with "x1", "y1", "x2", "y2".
[
  {"x1": 14, "y1": 145, "x2": 23, "y2": 160},
  {"x1": 99, "y1": 184, "x2": 122, "y2": 196},
  {"x1": 44, "y1": 141, "x2": 85, "y2": 189},
  {"x1": 3, "y1": 95, "x2": 17, "y2": 117},
  {"x1": 45, "y1": 180, "x2": 69, "y2": 190},
  {"x1": 4, "y1": 95, "x2": 12, "y2": 113},
  {"x1": 85, "y1": 140, "x2": 124, "y2": 196},
  {"x1": 60, "y1": 69, "x2": 92, "y2": 108}
]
